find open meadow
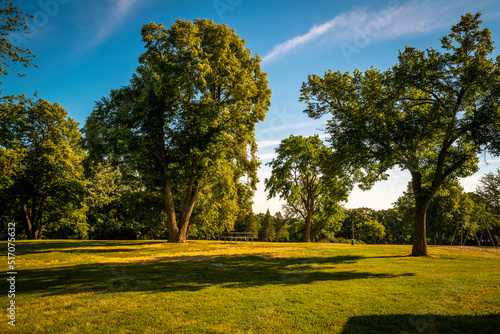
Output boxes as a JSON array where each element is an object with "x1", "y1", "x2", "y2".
[{"x1": 2, "y1": 240, "x2": 499, "y2": 333}]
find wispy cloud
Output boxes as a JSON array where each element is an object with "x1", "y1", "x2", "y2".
[
  {"x1": 258, "y1": 121, "x2": 322, "y2": 136},
  {"x1": 259, "y1": 152, "x2": 278, "y2": 161},
  {"x1": 83, "y1": 0, "x2": 142, "y2": 50},
  {"x1": 257, "y1": 139, "x2": 283, "y2": 148},
  {"x1": 262, "y1": 0, "x2": 461, "y2": 64}
]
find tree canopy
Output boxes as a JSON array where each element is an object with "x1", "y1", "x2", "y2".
[
  {"x1": 300, "y1": 12, "x2": 500, "y2": 255},
  {"x1": 0, "y1": 98, "x2": 86, "y2": 239},
  {"x1": 84, "y1": 19, "x2": 271, "y2": 242},
  {"x1": 265, "y1": 134, "x2": 347, "y2": 242}
]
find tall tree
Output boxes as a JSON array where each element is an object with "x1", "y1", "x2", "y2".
[
  {"x1": 1, "y1": 98, "x2": 86, "y2": 239},
  {"x1": 84, "y1": 19, "x2": 271, "y2": 242},
  {"x1": 265, "y1": 135, "x2": 347, "y2": 242},
  {"x1": 0, "y1": 0, "x2": 37, "y2": 88},
  {"x1": 300, "y1": 13, "x2": 500, "y2": 256}
]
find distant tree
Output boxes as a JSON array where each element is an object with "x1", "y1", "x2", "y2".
[
  {"x1": 460, "y1": 192, "x2": 488, "y2": 217},
  {"x1": 311, "y1": 201, "x2": 344, "y2": 241},
  {"x1": 259, "y1": 209, "x2": 275, "y2": 242},
  {"x1": 425, "y1": 179, "x2": 463, "y2": 245},
  {"x1": 273, "y1": 211, "x2": 289, "y2": 241},
  {"x1": 338, "y1": 208, "x2": 375, "y2": 241},
  {"x1": 1, "y1": 98, "x2": 86, "y2": 239},
  {"x1": 265, "y1": 135, "x2": 348, "y2": 242},
  {"x1": 300, "y1": 13, "x2": 500, "y2": 256},
  {"x1": 84, "y1": 19, "x2": 271, "y2": 243},
  {"x1": 0, "y1": 0, "x2": 37, "y2": 88},
  {"x1": 375, "y1": 208, "x2": 411, "y2": 245},
  {"x1": 356, "y1": 219, "x2": 386, "y2": 244},
  {"x1": 393, "y1": 181, "x2": 488, "y2": 245},
  {"x1": 242, "y1": 212, "x2": 260, "y2": 234},
  {"x1": 475, "y1": 168, "x2": 500, "y2": 214}
]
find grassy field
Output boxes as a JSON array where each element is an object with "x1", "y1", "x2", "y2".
[{"x1": 2, "y1": 240, "x2": 499, "y2": 333}]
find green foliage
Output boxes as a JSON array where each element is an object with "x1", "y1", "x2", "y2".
[
  {"x1": 374, "y1": 208, "x2": 411, "y2": 245},
  {"x1": 189, "y1": 159, "x2": 246, "y2": 239},
  {"x1": 0, "y1": 95, "x2": 30, "y2": 190},
  {"x1": 0, "y1": 97, "x2": 87, "y2": 239},
  {"x1": 259, "y1": 209, "x2": 276, "y2": 242},
  {"x1": 234, "y1": 211, "x2": 260, "y2": 234},
  {"x1": 337, "y1": 208, "x2": 375, "y2": 242},
  {"x1": 355, "y1": 219, "x2": 386, "y2": 244},
  {"x1": 265, "y1": 134, "x2": 347, "y2": 242},
  {"x1": 426, "y1": 179, "x2": 463, "y2": 244},
  {"x1": 475, "y1": 168, "x2": 500, "y2": 214},
  {"x1": 273, "y1": 211, "x2": 289, "y2": 242},
  {"x1": 0, "y1": 0, "x2": 38, "y2": 88},
  {"x1": 394, "y1": 180, "x2": 488, "y2": 245},
  {"x1": 84, "y1": 19, "x2": 271, "y2": 242},
  {"x1": 300, "y1": 12, "x2": 500, "y2": 255},
  {"x1": 85, "y1": 162, "x2": 168, "y2": 240}
]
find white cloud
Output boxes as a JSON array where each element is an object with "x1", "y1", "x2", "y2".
[
  {"x1": 115, "y1": 0, "x2": 139, "y2": 15},
  {"x1": 257, "y1": 139, "x2": 282, "y2": 148},
  {"x1": 258, "y1": 121, "x2": 321, "y2": 135},
  {"x1": 259, "y1": 152, "x2": 278, "y2": 161},
  {"x1": 262, "y1": 0, "x2": 459, "y2": 64},
  {"x1": 85, "y1": 0, "x2": 142, "y2": 50}
]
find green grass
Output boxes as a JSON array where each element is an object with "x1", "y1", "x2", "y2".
[{"x1": 2, "y1": 240, "x2": 500, "y2": 333}]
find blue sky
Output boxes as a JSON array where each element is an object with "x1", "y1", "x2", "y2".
[{"x1": 5, "y1": 0, "x2": 500, "y2": 214}]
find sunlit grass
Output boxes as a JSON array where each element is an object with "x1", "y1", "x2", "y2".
[{"x1": 2, "y1": 240, "x2": 499, "y2": 333}]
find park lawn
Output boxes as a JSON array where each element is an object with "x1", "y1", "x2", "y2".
[{"x1": 1, "y1": 240, "x2": 499, "y2": 333}]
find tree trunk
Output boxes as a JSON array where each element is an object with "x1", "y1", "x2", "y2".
[
  {"x1": 34, "y1": 223, "x2": 42, "y2": 240},
  {"x1": 176, "y1": 183, "x2": 200, "y2": 243},
  {"x1": 164, "y1": 178, "x2": 179, "y2": 242},
  {"x1": 23, "y1": 202, "x2": 35, "y2": 240},
  {"x1": 437, "y1": 231, "x2": 443, "y2": 245},
  {"x1": 305, "y1": 209, "x2": 312, "y2": 242},
  {"x1": 412, "y1": 195, "x2": 431, "y2": 256}
]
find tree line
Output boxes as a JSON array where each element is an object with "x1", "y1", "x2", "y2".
[{"x1": 1, "y1": 3, "x2": 500, "y2": 256}]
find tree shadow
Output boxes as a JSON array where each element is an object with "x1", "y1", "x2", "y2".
[
  {"x1": 13, "y1": 240, "x2": 166, "y2": 255},
  {"x1": 340, "y1": 313, "x2": 500, "y2": 334},
  {"x1": 366, "y1": 255, "x2": 414, "y2": 259},
  {"x1": 18, "y1": 254, "x2": 415, "y2": 296}
]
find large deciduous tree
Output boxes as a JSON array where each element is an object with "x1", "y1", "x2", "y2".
[
  {"x1": 300, "y1": 13, "x2": 500, "y2": 256},
  {"x1": 0, "y1": 98, "x2": 86, "y2": 239},
  {"x1": 84, "y1": 19, "x2": 271, "y2": 243},
  {"x1": 265, "y1": 135, "x2": 347, "y2": 242}
]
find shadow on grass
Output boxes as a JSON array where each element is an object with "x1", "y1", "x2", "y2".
[
  {"x1": 18, "y1": 254, "x2": 415, "y2": 296},
  {"x1": 13, "y1": 240, "x2": 166, "y2": 255},
  {"x1": 340, "y1": 313, "x2": 500, "y2": 334},
  {"x1": 366, "y1": 255, "x2": 415, "y2": 259}
]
